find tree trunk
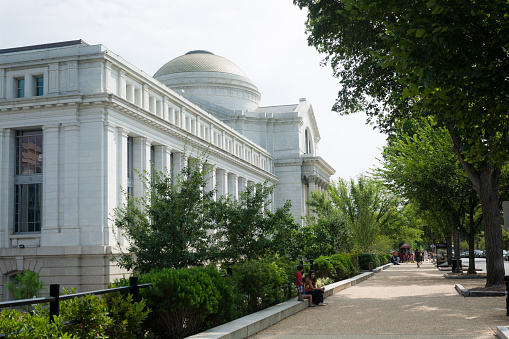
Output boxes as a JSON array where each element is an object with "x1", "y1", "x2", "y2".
[
  {"x1": 467, "y1": 198, "x2": 477, "y2": 275},
  {"x1": 446, "y1": 125, "x2": 504, "y2": 287},
  {"x1": 478, "y1": 166, "x2": 504, "y2": 287},
  {"x1": 446, "y1": 234, "x2": 452, "y2": 266}
]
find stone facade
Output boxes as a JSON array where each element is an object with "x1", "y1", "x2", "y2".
[{"x1": 0, "y1": 41, "x2": 333, "y2": 300}]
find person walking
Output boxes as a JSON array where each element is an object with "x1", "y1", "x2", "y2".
[{"x1": 415, "y1": 250, "x2": 422, "y2": 268}]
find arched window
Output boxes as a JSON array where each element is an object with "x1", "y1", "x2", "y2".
[{"x1": 305, "y1": 129, "x2": 312, "y2": 154}]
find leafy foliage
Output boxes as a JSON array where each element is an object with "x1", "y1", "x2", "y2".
[
  {"x1": 0, "y1": 309, "x2": 73, "y2": 339},
  {"x1": 295, "y1": 0, "x2": 509, "y2": 286},
  {"x1": 212, "y1": 183, "x2": 299, "y2": 263},
  {"x1": 0, "y1": 289, "x2": 148, "y2": 339},
  {"x1": 113, "y1": 267, "x2": 235, "y2": 339},
  {"x1": 7, "y1": 270, "x2": 44, "y2": 301},
  {"x1": 227, "y1": 259, "x2": 292, "y2": 315},
  {"x1": 114, "y1": 154, "x2": 216, "y2": 273},
  {"x1": 358, "y1": 254, "x2": 381, "y2": 271}
]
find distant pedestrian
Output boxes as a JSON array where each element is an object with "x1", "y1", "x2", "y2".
[
  {"x1": 424, "y1": 251, "x2": 429, "y2": 261},
  {"x1": 391, "y1": 252, "x2": 400, "y2": 265},
  {"x1": 415, "y1": 250, "x2": 422, "y2": 268}
]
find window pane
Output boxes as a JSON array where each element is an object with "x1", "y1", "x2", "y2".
[
  {"x1": 16, "y1": 131, "x2": 43, "y2": 175},
  {"x1": 17, "y1": 79, "x2": 24, "y2": 98},
  {"x1": 15, "y1": 183, "x2": 42, "y2": 233},
  {"x1": 35, "y1": 77, "x2": 43, "y2": 96}
]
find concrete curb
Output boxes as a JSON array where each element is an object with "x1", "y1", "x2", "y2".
[
  {"x1": 455, "y1": 284, "x2": 470, "y2": 297},
  {"x1": 455, "y1": 283, "x2": 505, "y2": 297},
  {"x1": 186, "y1": 267, "x2": 386, "y2": 339},
  {"x1": 444, "y1": 273, "x2": 487, "y2": 279},
  {"x1": 497, "y1": 326, "x2": 509, "y2": 339}
]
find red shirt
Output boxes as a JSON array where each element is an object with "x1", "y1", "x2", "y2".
[{"x1": 295, "y1": 271, "x2": 303, "y2": 286}]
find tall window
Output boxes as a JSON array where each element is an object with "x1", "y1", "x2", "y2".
[
  {"x1": 35, "y1": 77, "x2": 43, "y2": 96},
  {"x1": 17, "y1": 79, "x2": 25, "y2": 98},
  {"x1": 127, "y1": 137, "x2": 134, "y2": 197},
  {"x1": 15, "y1": 130, "x2": 43, "y2": 233},
  {"x1": 150, "y1": 145, "x2": 155, "y2": 185},
  {"x1": 305, "y1": 129, "x2": 312, "y2": 154}
]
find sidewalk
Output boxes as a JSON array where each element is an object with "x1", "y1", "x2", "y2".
[{"x1": 250, "y1": 261, "x2": 507, "y2": 338}]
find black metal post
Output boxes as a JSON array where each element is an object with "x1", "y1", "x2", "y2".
[
  {"x1": 505, "y1": 276, "x2": 509, "y2": 316},
  {"x1": 130, "y1": 276, "x2": 140, "y2": 303},
  {"x1": 49, "y1": 284, "x2": 60, "y2": 323},
  {"x1": 310, "y1": 260, "x2": 314, "y2": 271},
  {"x1": 227, "y1": 267, "x2": 233, "y2": 276}
]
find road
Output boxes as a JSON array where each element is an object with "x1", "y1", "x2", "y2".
[{"x1": 459, "y1": 257, "x2": 509, "y2": 275}]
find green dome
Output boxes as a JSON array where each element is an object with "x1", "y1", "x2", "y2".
[{"x1": 154, "y1": 50, "x2": 249, "y2": 78}]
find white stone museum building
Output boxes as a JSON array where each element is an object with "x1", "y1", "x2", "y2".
[{"x1": 0, "y1": 40, "x2": 334, "y2": 300}]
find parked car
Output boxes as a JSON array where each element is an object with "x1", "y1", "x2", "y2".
[
  {"x1": 460, "y1": 251, "x2": 468, "y2": 258},
  {"x1": 474, "y1": 250, "x2": 483, "y2": 258},
  {"x1": 504, "y1": 250, "x2": 509, "y2": 261}
]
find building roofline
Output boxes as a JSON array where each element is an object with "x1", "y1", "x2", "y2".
[{"x1": 0, "y1": 40, "x2": 89, "y2": 55}]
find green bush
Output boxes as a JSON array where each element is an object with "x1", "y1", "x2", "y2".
[
  {"x1": 317, "y1": 277, "x2": 334, "y2": 287},
  {"x1": 358, "y1": 253, "x2": 381, "y2": 270},
  {"x1": 330, "y1": 253, "x2": 357, "y2": 280},
  {"x1": 123, "y1": 267, "x2": 235, "y2": 339},
  {"x1": 0, "y1": 289, "x2": 147, "y2": 339},
  {"x1": 377, "y1": 253, "x2": 391, "y2": 265},
  {"x1": 228, "y1": 259, "x2": 289, "y2": 315},
  {"x1": 313, "y1": 256, "x2": 334, "y2": 278},
  {"x1": 0, "y1": 308, "x2": 73, "y2": 338}
]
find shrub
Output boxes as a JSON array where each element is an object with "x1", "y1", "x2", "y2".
[
  {"x1": 317, "y1": 277, "x2": 334, "y2": 287},
  {"x1": 330, "y1": 253, "x2": 357, "y2": 280},
  {"x1": 312, "y1": 256, "x2": 334, "y2": 278},
  {"x1": 123, "y1": 266, "x2": 235, "y2": 339},
  {"x1": 0, "y1": 289, "x2": 147, "y2": 339},
  {"x1": 0, "y1": 308, "x2": 73, "y2": 338},
  {"x1": 228, "y1": 259, "x2": 288, "y2": 315},
  {"x1": 358, "y1": 253, "x2": 380, "y2": 270},
  {"x1": 377, "y1": 253, "x2": 391, "y2": 265},
  {"x1": 7, "y1": 270, "x2": 44, "y2": 312}
]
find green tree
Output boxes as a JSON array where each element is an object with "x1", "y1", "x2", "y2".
[
  {"x1": 113, "y1": 155, "x2": 216, "y2": 273},
  {"x1": 295, "y1": 0, "x2": 509, "y2": 286},
  {"x1": 328, "y1": 176, "x2": 400, "y2": 252},
  {"x1": 7, "y1": 270, "x2": 44, "y2": 301},
  {"x1": 306, "y1": 190, "x2": 351, "y2": 253},
  {"x1": 212, "y1": 182, "x2": 299, "y2": 263},
  {"x1": 377, "y1": 120, "x2": 483, "y2": 273}
]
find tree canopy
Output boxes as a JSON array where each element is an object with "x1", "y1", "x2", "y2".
[{"x1": 295, "y1": 0, "x2": 509, "y2": 286}]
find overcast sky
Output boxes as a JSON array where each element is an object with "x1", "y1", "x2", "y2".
[{"x1": 1, "y1": 0, "x2": 387, "y2": 180}]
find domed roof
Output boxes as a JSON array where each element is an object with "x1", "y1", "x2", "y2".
[{"x1": 154, "y1": 50, "x2": 249, "y2": 78}]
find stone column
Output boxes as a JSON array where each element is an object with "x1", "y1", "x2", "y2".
[
  {"x1": 67, "y1": 61, "x2": 78, "y2": 92},
  {"x1": 171, "y1": 151, "x2": 185, "y2": 182},
  {"x1": 142, "y1": 84, "x2": 150, "y2": 111},
  {"x1": 62, "y1": 122, "x2": 80, "y2": 232},
  {"x1": 132, "y1": 137, "x2": 150, "y2": 198},
  {"x1": 0, "y1": 69, "x2": 5, "y2": 99},
  {"x1": 119, "y1": 70, "x2": 126, "y2": 98},
  {"x1": 216, "y1": 169, "x2": 228, "y2": 197},
  {"x1": 0, "y1": 129, "x2": 12, "y2": 249},
  {"x1": 42, "y1": 124, "x2": 61, "y2": 234},
  {"x1": 238, "y1": 176, "x2": 247, "y2": 193},
  {"x1": 203, "y1": 164, "x2": 216, "y2": 200},
  {"x1": 48, "y1": 63, "x2": 59, "y2": 94},
  {"x1": 228, "y1": 173, "x2": 239, "y2": 200}
]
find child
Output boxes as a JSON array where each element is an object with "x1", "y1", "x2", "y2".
[{"x1": 295, "y1": 265, "x2": 314, "y2": 307}]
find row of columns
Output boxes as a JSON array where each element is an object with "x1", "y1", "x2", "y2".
[{"x1": 121, "y1": 132, "x2": 258, "y2": 202}]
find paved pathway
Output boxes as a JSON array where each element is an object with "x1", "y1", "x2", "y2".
[{"x1": 250, "y1": 261, "x2": 507, "y2": 338}]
